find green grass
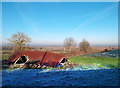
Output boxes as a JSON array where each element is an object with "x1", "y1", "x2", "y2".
[
  {"x1": 69, "y1": 56, "x2": 118, "y2": 67},
  {"x1": 0, "y1": 50, "x2": 13, "y2": 53},
  {"x1": 1, "y1": 54, "x2": 11, "y2": 60},
  {"x1": 0, "y1": 50, "x2": 14, "y2": 60}
]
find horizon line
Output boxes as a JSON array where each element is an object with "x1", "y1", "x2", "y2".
[{"x1": 1, "y1": 43, "x2": 118, "y2": 47}]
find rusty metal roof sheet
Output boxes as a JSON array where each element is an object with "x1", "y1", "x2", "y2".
[{"x1": 7, "y1": 50, "x2": 67, "y2": 67}]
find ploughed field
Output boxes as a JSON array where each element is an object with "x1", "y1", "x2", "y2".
[{"x1": 85, "y1": 50, "x2": 119, "y2": 57}]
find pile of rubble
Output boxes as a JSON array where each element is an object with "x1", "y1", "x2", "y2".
[{"x1": 8, "y1": 59, "x2": 80, "y2": 70}]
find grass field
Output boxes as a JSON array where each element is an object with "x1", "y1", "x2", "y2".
[
  {"x1": 1, "y1": 50, "x2": 13, "y2": 60},
  {"x1": 69, "y1": 55, "x2": 118, "y2": 68},
  {"x1": 2, "y1": 54, "x2": 10, "y2": 60}
]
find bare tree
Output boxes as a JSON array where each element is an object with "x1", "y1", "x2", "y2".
[
  {"x1": 8, "y1": 32, "x2": 31, "y2": 50},
  {"x1": 79, "y1": 39, "x2": 90, "y2": 53},
  {"x1": 64, "y1": 37, "x2": 76, "y2": 56}
]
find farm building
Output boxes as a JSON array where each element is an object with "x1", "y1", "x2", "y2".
[{"x1": 7, "y1": 51, "x2": 68, "y2": 67}]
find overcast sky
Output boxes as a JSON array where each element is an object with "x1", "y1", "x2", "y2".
[{"x1": 2, "y1": 2, "x2": 118, "y2": 46}]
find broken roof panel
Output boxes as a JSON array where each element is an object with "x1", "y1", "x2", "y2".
[{"x1": 7, "y1": 51, "x2": 45, "y2": 63}]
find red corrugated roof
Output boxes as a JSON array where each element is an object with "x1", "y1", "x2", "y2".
[
  {"x1": 38, "y1": 52, "x2": 66, "y2": 67},
  {"x1": 7, "y1": 51, "x2": 45, "y2": 63},
  {"x1": 7, "y1": 51, "x2": 67, "y2": 67}
]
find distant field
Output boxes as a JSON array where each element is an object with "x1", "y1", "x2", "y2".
[
  {"x1": 85, "y1": 50, "x2": 119, "y2": 57},
  {"x1": 52, "y1": 51, "x2": 67, "y2": 54},
  {"x1": 1, "y1": 50, "x2": 14, "y2": 60},
  {"x1": 0, "y1": 50, "x2": 13, "y2": 52},
  {"x1": 2, "y1": 54, "x2": 10, "y2": 60}
]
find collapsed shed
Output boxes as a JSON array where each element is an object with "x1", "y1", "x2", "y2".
[{"x1": 7, "y1": 51, "x2": 68, "y2": 67}]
